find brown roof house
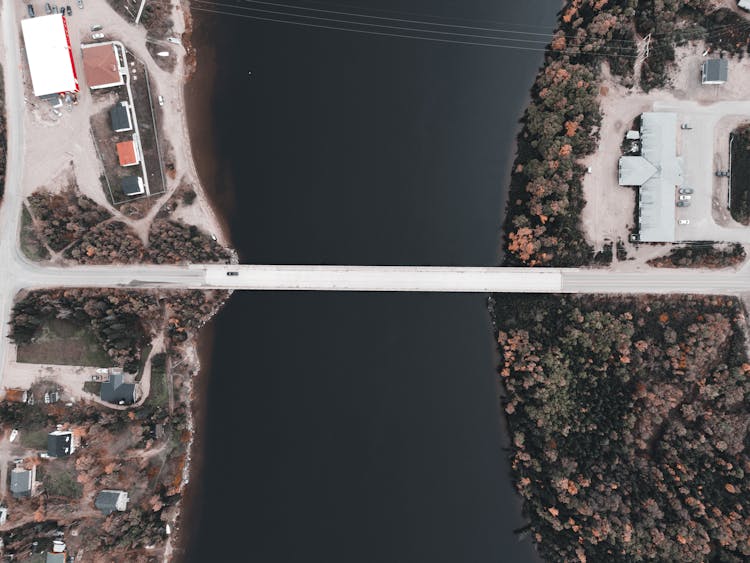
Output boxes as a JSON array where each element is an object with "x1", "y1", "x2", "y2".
[
  {"x1": 116, "y1": 138, "x2": 140, "y2": 167},
  {"x1": 81, "y1": 42, "x2": 124, "y2": 89}
]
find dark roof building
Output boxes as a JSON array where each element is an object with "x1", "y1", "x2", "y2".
[
  {"x1": 47, "y1": 430, "x2": 75, "y2": 457},
  {"x1": 10, "y1": 466, "x2": 34, "y2": 498},
  {"x1": 109, "y1": 101, "x2": 133, "y2": 132},
  {"x1": 100, "y1": 372, "x2": 136, "y2": 405},
  {"x1": 702, "y1": 59, "x2": 728, "y2": 84},
  {"x1": 121, "y1": 176, "x2": 145, "y2": 197},
  {"x1": 95, "y1": 490, "x2": 129, "y2": 515}
]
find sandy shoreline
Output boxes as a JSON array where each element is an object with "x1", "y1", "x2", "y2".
[{"x1": 166, "y1": 3, "x2": 230, "y2": 561}]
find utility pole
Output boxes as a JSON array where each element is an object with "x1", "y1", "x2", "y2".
[
  {"x1": 637, "y1": 33, "x2": 652, "y2": 65},
  {"x1": 135, "y1": 0, "x2": 147, "y2": 25}
]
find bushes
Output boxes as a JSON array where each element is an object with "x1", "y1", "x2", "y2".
[
  {"x1": 148, "y1": 219, "x2": 231, "y2": 264},
  {"x1": 648, "y1": 243, "x2": 746, "y2": 268},
  {"x1": 65, "y1": 221, "x2": 146, "y2": 264},
  {"x1": 27, "y1": 187, "x2": 111, "y2": 251}
]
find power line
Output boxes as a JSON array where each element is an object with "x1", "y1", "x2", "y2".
[
  {"x1": 198, "y1": 0, "x2": 644, "y2": 45},
  {"x1": 190, "y1": 3, "x2": 641, "y2": 57}
]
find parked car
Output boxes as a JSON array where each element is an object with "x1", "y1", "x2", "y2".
[
  {"x1": 91, "y1": 32, "x2": 104, "y2": 40},
  {"x1": 66, "y1": 5, "x2": 71, "y2": 15},
  {"x1": 226, "y1": 271, "x2": 239, "y2": 276},
  {"x1": 678, "y1": 219, "x2": 690, "y2": 225},
  {"x1": 77, "y1": 0, "x2": 83, "y2": 7},
  {"x1": 90, "y1": 24, "x2": 102, "y2": 31},
  {"x1": 679, "y1": 194, "x2": 691, "y2": 201},
  {"x1": 9, "y1": 429, "x2": 18, "y2": 443},
  {"x1": 27, "y1": 4, "x2": 35, "y2": 17},
  {"x1": 52, "y1": 4, "x2": 57, "y2": 12},
  {"x1": 45, "y1": 2, "x2": 51, "y2": 13},
  {"x1": 676, "y1": 201, "x2": 690, "y2": 207},
  {"x1": 679, "y1": 187, "x2": 693, "y2": 194},
  {"x1": 680, "y1": 123, "x2": 692, "y2": 130},
  {"x1": 158, "y1": 95, "x2": 164, "y2": 106}
]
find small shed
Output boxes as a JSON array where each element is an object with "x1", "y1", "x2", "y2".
[
  {"x1": 10, "y1": 466, "x2": 34, "y2": 498},
  {"x1": 702, "y1": 59, "x2": 728, "y2": 84},
  {"x1": 95, "y1": 490, "x2": 129, "y2": 515},
  {"x1": 116, "y1": 139, "x2": 140, "y2": 167},
  {"x1": 121, "y1": 176, "x2": 145, "y2": 197},
  {"x1": 109, "y1": 101, "x2": 133, "y2": 133}
]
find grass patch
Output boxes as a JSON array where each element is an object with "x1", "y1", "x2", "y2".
[
  {"x1": 730, "y1": 127, "x2": 750, "y2": 224},
  {"x1": 143, "y1": 353, "x2": 168, "y2": 410},
  {"x1": 134, "y1": 344, "x2": 153, "y2": 383},
  {"x1": 83, "y1": 381, "x2": 102, "y2": 395},
  {"x1": 43, "y1": 467, "x2": 82, "y2": 498},
  {"x1": 17, "y1": 318, "x2": 110, "y2": 367},
  {"x1": 20, "y1": 205, "x2": 50, "y2": 261},
  {"x1": 20, "y1": 428, "x2": 48, "y2": 450}
]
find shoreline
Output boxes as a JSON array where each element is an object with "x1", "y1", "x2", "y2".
[{"x1": 167, "y1": 4, "x2": 232, "y2": 561}]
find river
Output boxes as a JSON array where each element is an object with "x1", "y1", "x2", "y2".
[{"x1": 182, "y1": 1, "x2": 560, "y2": 561}]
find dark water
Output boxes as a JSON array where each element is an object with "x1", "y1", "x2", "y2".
[{"x1": 183, "y1": 1, "x2": 559, "y2": 561}]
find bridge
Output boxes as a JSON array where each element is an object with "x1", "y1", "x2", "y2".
[{"x1": 10, "y1": 262, "x2": 750, "y2": 294}]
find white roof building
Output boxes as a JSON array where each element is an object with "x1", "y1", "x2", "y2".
[
  {"x1": 21, "y1": 15, "x2": 79, "y2": 97},
  {"x1": 618, "y1": 112, "x2": 683, "y2": 243}
]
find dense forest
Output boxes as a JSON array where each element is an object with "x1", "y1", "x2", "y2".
[
  {"x1": 493, "y1": 294, "x2": 750, "y2": 562},
  {"x1": 502, "y1": 0, "x2": 749, "y2": 266}
]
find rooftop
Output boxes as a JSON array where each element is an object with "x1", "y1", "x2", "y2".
[
  {"x1": 47, "y1": 430, "x2": 74, "y2": 457},
  {"x1": 100, "y1": 372, "x2": 136, "y2": 404},
  {"x1": 81, "y1": 43, "x2": 123, "y2": 89},
  {"x1": 116, "y1": 140, "x2": 139, "y2": 167},
  {"x1": 110, "y1": 101, "x2": 132, "y2": 132},
  {"x1": 702, "y1": 58, "x2": 728, "y2": 84},
  {"x1": 95, "y1": 490, "x2": 129, "y2": 515},
  {"x1": 20, "y1": 14, "x2": 79, "y2": 96},
  {"x1": 10, "y1": 467, "x2": 33, "y2": 497},
  {"x1": 618, "y1": 112, "x2": 683, "y2": 243}
]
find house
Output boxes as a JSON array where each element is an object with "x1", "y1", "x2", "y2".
[
  {"x1": 109, "y1": 101, "x2": 133, "y2": 133},
  {"x1": 47, "y1": 430, "x2": 75, "y2": 457},
  {"x1": 738, "y1": 0, "x2": 750, "y2": 11},
  {"x1": 116, "y1": 139, "x2": 140, "y2": 167},
  {"x1": 45, "y1": 553, "x2": 66, "y2": 563},
  {"x1": 618, "y1": 112, "x2": 683, "y2": 243},
  {"x1": 95, "y1": 490, "x2": 129, "y2": 515},
  {"x1": 4, "y1": 388, "x2": 28, "y2": 403},
  {"x1": 10, "y1": 466, "x2": 35, "y2": 498},
  {"x1": 701, "y1": 58, "x2": 728, "y2": 84},
  {"x1": 81, "y1": 42, "x2": 124, "y2": 89},
  {"x1": 100, "y1": 372, "x2": 136, "y2": 405},
  {"x1": 121, "y1": 176, "x2": 145, "y2": 197},
  {"x1": 20, "y1": 15, "x2": 79, "y2": 96}
]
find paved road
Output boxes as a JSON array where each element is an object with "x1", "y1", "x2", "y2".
[{"x1": 2, "y1": 0, "x2": 750, "y2": 381}]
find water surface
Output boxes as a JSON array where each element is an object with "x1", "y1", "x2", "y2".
[{"x1": 183, "y1": 1, "x2": 560, "y2": 561}]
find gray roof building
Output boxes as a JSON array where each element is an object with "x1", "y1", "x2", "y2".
[
  {"x1": 10, "y1": 467, "x2": 34, "y2": 498},
  {"x1": 47, "y1": 430, "x2": 75, "y2": 457},
  {"x1": 121, "y1": 176, "x2": 145, "y2": 197},
  {"x1": 95, "y1": 490, "x2": 129, "y2": 515},
  {"x1": 109, "y1": 101, "x2": 133, "y2": 132},
  {"x1": 100, "y1": 372, "x2": 136, "y2": 405},
  {"x1": 618, "y1": 112, "x2": 683, "y2": 243},
  {"x1": 702, "y1": 58, "x2": 728, "y2": 84}
]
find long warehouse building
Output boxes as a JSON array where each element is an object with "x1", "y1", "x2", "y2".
[{"x1": 21, "y1": 14, "x2": 79, "y2": 97}]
